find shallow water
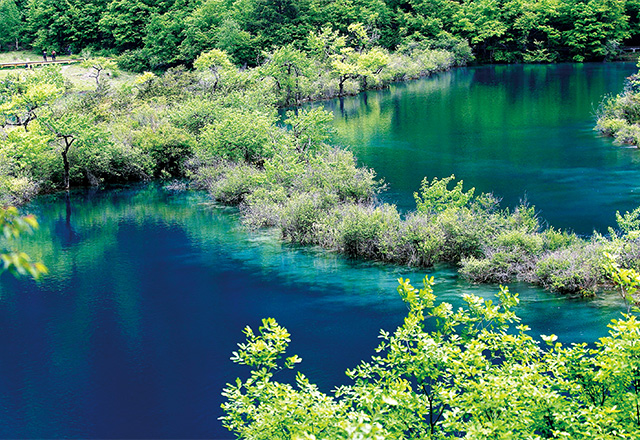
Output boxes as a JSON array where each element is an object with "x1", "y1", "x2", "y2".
[{"x1": 1, "y1": 63, "x2": 638, "y2": 438}]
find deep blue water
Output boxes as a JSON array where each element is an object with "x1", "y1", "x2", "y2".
[{"x1": 0, "y1": 63, "x2": 638, "y2": 438}]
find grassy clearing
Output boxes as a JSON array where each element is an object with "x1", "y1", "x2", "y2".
[{"x1": 0, "y1": 51, "x2": 43, "y2": 63}]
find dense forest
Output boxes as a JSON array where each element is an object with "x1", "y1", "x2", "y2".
[{"x1": 1, "y1": 0, "x2": 640, "y2": 67}]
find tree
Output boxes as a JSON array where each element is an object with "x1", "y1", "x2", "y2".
[
  {"x1": 284, "y1": 107, "x2": 334, "y2": 153},
  {"x1": 260, "y1": 44, "x2": 313, "y2": 105},
  {"x1": 193, "y1": 49, "x2": 235, "y2": 91},
  {"x1": 330, "y1": 47, "x2": 361, "y2": 96},
  {"x1": 196, "y1": 107, "x2": 279, "y2": 164},
  {"x1": 215, "y1": 19, "x2": 259, "y2": 66},
  {"x1": 178, "y1": 0, "x2": 228, "y2": 64},
  {"x1": 230, "y1": 0, "x2": 312, "y2": 49},
  {"x1": 450, "y1": 0, "x2": 509, "y2": 60},
  {"x1": 356, "y1": 47, "x2": 389, "y2": 89},
  {"x1": 141, "y1": 10, "x2": 188, "y2": 69},
  {"x1": 81, "y1": 57, "x2": 118, "y2": 88},
  {"x1": 25, "y1": 0, "x2": 108, "y2": 51},
  {"x1": 98, "y1": 0, "x2": 156, "y2": 50},
  {"x1": 0, "y1": 0, "x2": 23, "y2": 51},
  {"x1": 558, "y1": 0, "x2": 630, "y2": 61},
  {"x1": 39, "y1": 111, "x2": 110, "y2": 190},
  {"x1": 0, "y1": 69, "x2": 64, "y2": 132}
]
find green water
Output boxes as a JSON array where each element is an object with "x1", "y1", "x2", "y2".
[{"x1": 319, "y1": 63, "x2": 640, "y2": 235}]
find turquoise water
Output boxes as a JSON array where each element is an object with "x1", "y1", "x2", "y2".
[{"x1": 0, "y1": 63, "x2": 638, "y2": 438}]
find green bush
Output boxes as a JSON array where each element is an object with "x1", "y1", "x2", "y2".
[
  {"x1": 223, "y1": 278, "x2": 640, "y2": 439},
  {"x1": 333, "y1": 203, "x2": 402, "y2": 260},
  {"x1": 280, "y1": 192, "x2": 327, "y2": 244},
  {"x1": 195, "y1": 162, "x2": 261, "y2": 205},
  {"x1": 196, "y1": 108, "x2": 279, "y2": 164},
  {"x1": 0, "y1": 129, "x2": 58, "y2": 188},
  {"x1": 117, "y1": 49, "x2": 151, "y2": 73},
  {"x1": 535, "y1": 244, "x2": 607, "y2": 294},
  {"x1": 542, "y1": 227, "x2": 580, "y2": 251},
  {"x1": 170, "y1": 98, "x2": 220, "y2": 135},
  {"x1": 0, "y1": 175, "x2": 39, "y2": 206},
  {"x1": 132, "y1": 124, "x2": 195, "y2": 178},
  {"x1": 400, "y1": 213, "x2": 446, "y2": 266}
]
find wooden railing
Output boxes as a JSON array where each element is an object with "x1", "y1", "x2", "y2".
[{"x1": 0, "y1": 59, "x2": 82, "y2": 69}]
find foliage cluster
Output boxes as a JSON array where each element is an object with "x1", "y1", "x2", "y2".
[
  {"x1": 0, "y1": 205, "x2": 47, "y2": 279},
  {"x1": 222, "y1": 276, "x2": 640, "y2": 439},
  {"x1": 203, "y1": 140, "x2": 640, "y2": 296},
  {"x1": 596, "y1": 65, "x2": 640, "y2": 146},
  {"x1": 0, "y1": 0, "x2": 637, "y2": 67},
  {"x1": 0, "y1": 40, "x2": 459, "y2": 201}
]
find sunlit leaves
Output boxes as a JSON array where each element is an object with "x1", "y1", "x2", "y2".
[
  {"x1": 0, "y1": 206, "x2": 47, "y2": 280},
  {"x1": 414, "y1": 174, "x2": 476, "y2": 216},
  {"x1": 284, "y1": 107, "x2": 334, "y2": 154},
  {"x1": 0, "y1": 68, "x2": 64, "y2": 130},
  {"x1": 223, "y1": 277, "x2": 640, "y2": 438}
]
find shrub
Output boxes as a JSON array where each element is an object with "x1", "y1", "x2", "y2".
[
  {"x1": 400, "y1": 213, "x2": 446, "y2": 266},
  {"x1": 0, "y1": 175, "x2": 39, "y2": 206},
  {"x1": 170, "y1": 98, "x2": 220, "y2": 135},
  {"x1": 332, "y1": 203, "x2": 402, "y2": 260},
  {"x1": 414, "y1": 175, "x2": 475, "y2": 215},
  {"x1": 132, "y1": 124, "x2": 196, "y2": 178},
  {"x1": 304, "y1": 148, "x2": 378, "y2": 203},
  {"x1": 194, "y1": 161, "x2": 261, "y2": 205},
  {"x1": 542, "y1": 227, "x2": 580, "y2": 251},
  {"x1": 461, "y1": 231, "x2": 541, "y2": 284},
  {"x1": 196, "y1": 108, "x2": 279, "y2": 164},
  {"x1": 117, "y1": 50, "x2": 150, "y2": 73},
  {"x1": 535, "y1": 243, "x2": 607, "y2": 294},
  {"x1": 280, "y1": 192, "x2": 327, "y2": 244}
]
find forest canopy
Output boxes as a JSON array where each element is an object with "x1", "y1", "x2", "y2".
[{"x1": 2, "y1": 0, "x2": 640, "y2": 67}]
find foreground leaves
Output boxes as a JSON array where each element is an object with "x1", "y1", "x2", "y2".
[
  {"x1": 0, "y1": 206, "x2": 47, "y2": 279},
  {"x1": 222, "y1": 277, "x2": 640, "y2": 439}
]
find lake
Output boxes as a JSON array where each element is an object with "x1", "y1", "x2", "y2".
[
  {"x1": 320, "y1": 63, "x2": 640, "y2": 236},
  {"x1": 0, "y1": 63, "x2": 638, "y2": 438}
]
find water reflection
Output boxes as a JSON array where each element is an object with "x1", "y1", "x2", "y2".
[{"x1": 317, "y1": 63, "x2": 639, "y2": 235}]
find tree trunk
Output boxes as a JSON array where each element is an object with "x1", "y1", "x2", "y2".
[
  {"x1": 62, "y1": 149, "x2": 70, "y2": 190},
  {"x1": 61, "y1": 138, "x2": 74, "y2": 190}
]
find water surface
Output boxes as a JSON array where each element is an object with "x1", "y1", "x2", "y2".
[
  {"x1": 319, "y1": 63, "x2": 640, "y2": 235},
  {"x1": 0, "y1": 185, "x2": 626, "y2": 438},
  {"x1": 1, "y1": 63, "x2": 638, "y2": 438}
]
